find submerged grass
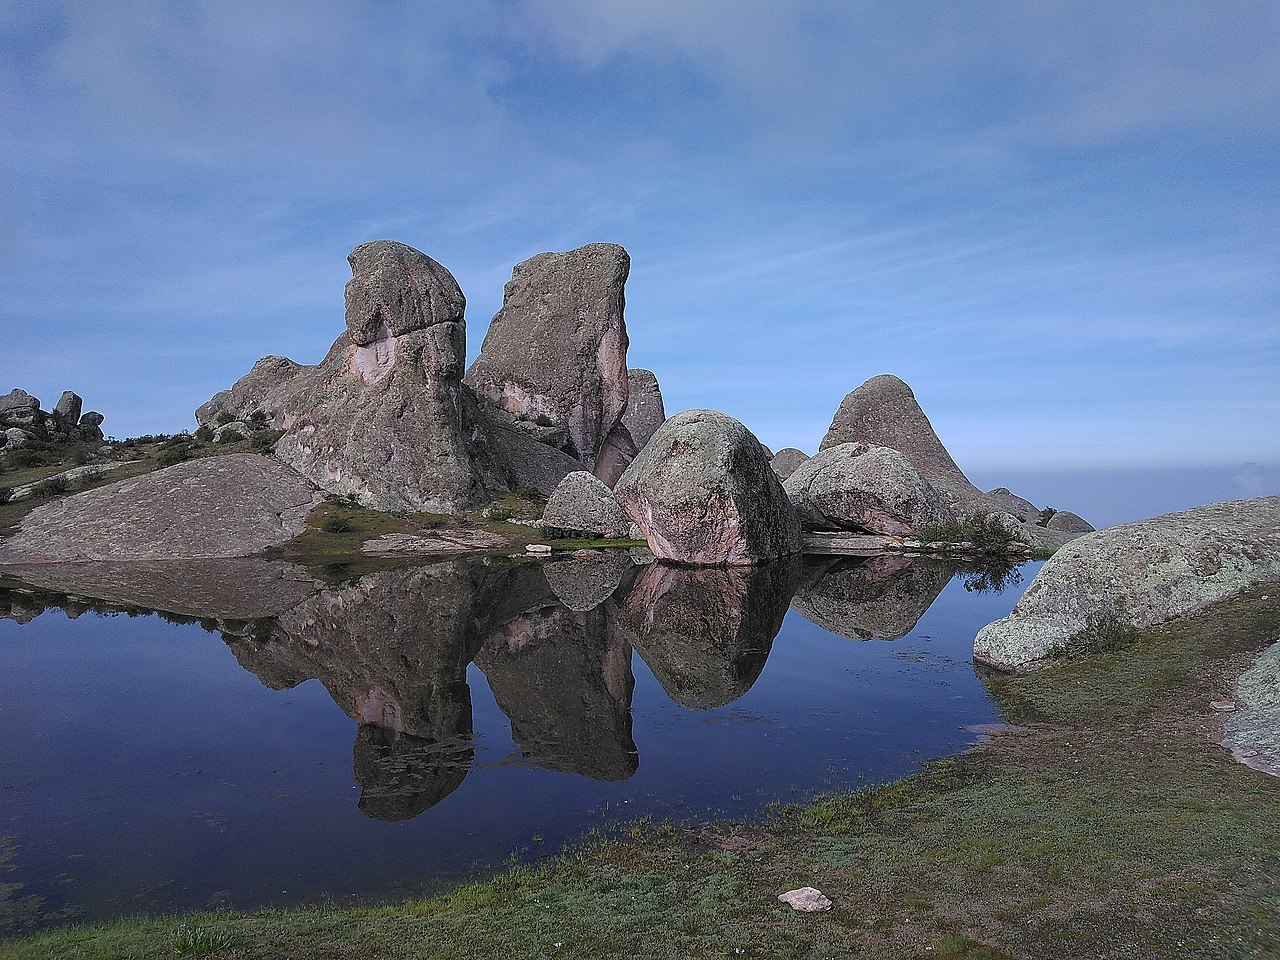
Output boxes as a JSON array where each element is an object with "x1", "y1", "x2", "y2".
[{"x1": 4, "y1": 588, "x2": 1279, "y2": 959}]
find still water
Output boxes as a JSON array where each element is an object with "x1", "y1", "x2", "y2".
[{"x1": 0, "y1": 553, "x2": 1035, "y2": 934}]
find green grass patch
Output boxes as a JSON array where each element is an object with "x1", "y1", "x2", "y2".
[{"x1": 917, "y1": 513, "x2": 1028, "y2": 555}]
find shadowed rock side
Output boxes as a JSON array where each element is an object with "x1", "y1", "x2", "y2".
[
  {"x1": 0, "y1": 455, "x2": 322, "y2": 563},
  {"x1": 465, "y1": 243, "x2": 632, "y2": 484},
  {"x1": 783, "y1": 442, "x2": 951, "y2": 536},
  {"x1": 975, "y1": 497, "x2": 1280, "y2": 672},
  {"x1": 0, "y1": 559, "x2": 320, "y2": 622},
  {"x1": 613, "y1": 559, "x2": 801, "y2": 709},
  {"x1": 476, "y1": 600, "x2": 638, "y2": 781},
  {"x1": 621, "y1": 369, "x2": 666, "y2": 454},
  {"x1": 791, "y1": 556, "x2": 952, "y2": 641},
  {"x1": 198, "y1": 241, "x2": 504, "y2": 511},
  {"x1": 615, "y1": 409, "x2": 801, "y2": 565}
]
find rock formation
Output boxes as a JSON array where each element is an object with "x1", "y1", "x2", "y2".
[
  {"x1": 614, "y1": 409, "x2": 801, "y2": 565},
  {"x1": 196, "y1": 241, "x2": 506, "y2": 511},
  {"x1": 0, "y1": 454, "x2": 321, "y2": 563},
  {"x1": 782, "y1": 442, "x2": 951, "y2": 536},
  {"x1": 974, "y1": 497, "x2": 1280, "y2": 672},
  {"x1": 818, "y1": 374, "x2": 1094, "y2": 545},
  {"x1": 770, "y1": 447, "x2": 810, "y2": 480},
  {"x1": 1225, "y1": 639, "x2": 1280, "y2": 777},
  {"x1": 464, "y1": 243, "x2": 631, "y2": 483},
  {"x1": 0, "y1": 388, "x2": 105, "y2": 447},
  {"x1": 541, "y1": 471, "x2": 633, "y2": 539},
  {"x1": 1046, "y1": 510, "x2": 1094, "y2": 535},
  {"x1": 621, "y1": 368, "x2": 667, "y2": 453}
]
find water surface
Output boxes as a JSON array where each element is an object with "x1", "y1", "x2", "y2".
[{"x1": 0, "y1": 554, "x2": 1034, "y2": 933}]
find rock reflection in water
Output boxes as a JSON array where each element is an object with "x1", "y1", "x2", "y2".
[
  {"x1": 613, "y1": 559, "x2": 801, "y2": 710},
  {"x1": 790, "y1": 555, "x2": 952, "y2": 641}
]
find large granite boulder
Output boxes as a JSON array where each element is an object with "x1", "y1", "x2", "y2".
[
  {"x1": 464, "y1": 243, "x2": 631, "y2": 483},
  {"x1": 974, "y1": 497, "x2": 1280, "y2": 672},
  {"x1": 0, "y1": 454, "x2": 322, "y2": 563},
  {"x1": 986, "y1": 487, "x2": 1040, "y2": 524},
  {"x1": 783, "y1": 442, "x2": 951, "y2": 536},
  {"x1": 770, "y1": 448, "x2": 810, "y2": 481},
  {"x1": 542, "y1": 471, "x2": 632, "y2": 538},
  {"x1": 53, "y1": 391, "x2": 82, "y2": 425},
  {"x1": 819, "y1": 374, "x2": 985, "y2": 512},
  {"x1": 621, "y1": 368, "x2": 666, "y2": 453},
  {"x1": 197, "y1": 241, "x2": 502, "y2": 512},
  {"x1": 0, "y1": 389, "x2": 42, "y2": 434},
  {"x1": 614, "y1": 409, "x2": 801, "y2": 565}
]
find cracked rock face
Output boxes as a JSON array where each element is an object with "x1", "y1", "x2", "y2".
[
  {"x1": 0, "y1": 454, "x2": 322, "y2": 562},
  {"x1": 614, "y1": 409, "x2": 801, "y2": 566},
  {"x1": 465, "y1": 243, "x2": 631, "y2": 482},
  {"x1": 197, "y1": 241, "x2": 501, "y2": 512},
  {"x1": 541, "y1": 470, "x2": 633, "y2": 539}
]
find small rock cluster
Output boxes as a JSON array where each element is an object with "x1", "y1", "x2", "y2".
[{"x1": 0, "y1": 388, "x2": 105, "y2": 450}]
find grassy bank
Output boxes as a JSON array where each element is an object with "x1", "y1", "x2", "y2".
[{"x1": 5, "y1": 588, "x2": 1279, "y2": 959}]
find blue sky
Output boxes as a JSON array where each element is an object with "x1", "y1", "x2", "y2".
[{"x1": 3, "y1": 2, "x2": 1277, "y2": 525}]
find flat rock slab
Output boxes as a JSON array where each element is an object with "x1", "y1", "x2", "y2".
[
  {"x1": 0, "y1": 454, "x2": 322, "y2": 562},
  {"x1": 1225, "y1": 639, "x2": 1280, "y2": 778},
  {"x1": 778, "y1": 887, "x2": 833, "y2": 912},
  {"x1": 361, "y1": 530, "x2": 509, "y2": 556}
]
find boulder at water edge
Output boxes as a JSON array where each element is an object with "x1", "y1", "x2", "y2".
[
  {"x1": 613, "y1": 409, "x2": 801, "y2": 565},
  {"x1": 197, "y1": 241, "x2": 502, "y2": 511},
  {"x1": 783, "y1": 441, "x2": 951, "y2": 536},
  {"x1": 0, "y1": 454, "x2": 322, "y2": 563},
  {"x1": 541, "y1": 471, "x2": 633, "y2": 539},
  {"x1": 974, "y1": 497, "x2": 1280, "y2": 672}
]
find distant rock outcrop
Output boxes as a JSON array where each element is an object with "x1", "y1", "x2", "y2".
[
  {"x1": 782, "y1": 442, "x2": 951, "y2": 536},
  {"x1": 197, "y1": 241, "x2": 503, "y2": 511},
  {"x1": 1046, "y1": 510, "x2": 1094, "y2": 535},
  {"x1": 465, "y1": 243, "x2": 631, "y2": 484},
  {"x1": 541, "y1": 471, "x2": 633, "y2": 539},
  {"x1": 770, "y1": 447, "x2": 810, "y2": 480},
  {"x1": 0, "y1": 454, "x2": 321, "y2": 563},
  {"x1": 621, "y1": 368, "x2": 667, "y2": 453},
  {"x1": 614, "y1": 409, "x2": 801, "y2": 565},
  {"x1": 0, "y1": 388, "x2": 105, "y2": 447},
  {"x1": 818, "y1": 374, "x2": 1094, "y2": 544},
  {"x1": 974, "y1": 497, "x2": 1280, "y2": 672}
]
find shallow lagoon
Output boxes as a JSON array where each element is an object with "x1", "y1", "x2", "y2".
[{"x1": 0, "y1": 555, "x2": 1036, "y2": 934}]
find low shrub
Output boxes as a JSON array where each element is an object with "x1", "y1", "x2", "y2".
[
  {"x1": 216, "y1": 429, "x2": 244, "y2": 444},
  {"x1": 514, "y1": 485, "x2": 545, "y2": 503},
  {"x1": 917, "y1": 513, "x2": 1027, "y2": 554},
  {"x1": 248, "y1": 408, "x2": 269, "y2": 425},
  {"x1": 193, "y1": 424, "x2": 216, "y2": 443},
  {"x1": 1037, "y1": 506, "x2": 1058, "y2": 527},
  {"x1": 0, "y1": 486, "x2": 12, "y2": 504},
  {"x1": 216, "y1": 411, "x2": 236, "y2": 426},
  {"x1": 1054, "y1": 599, "x2": 1140, "y2": 656},
  {"x1": 250, "y1": 429, "x2": 284, "y2": 452},
  {"x1": 29, "y1": 474, "x2": 70, "y2": 498},
  {"x1": 157, "y1": 444, "x2": 192, "y2": 466},
  {"x1": 320, "y1": 514, "x2": 352, "y2": 534}
]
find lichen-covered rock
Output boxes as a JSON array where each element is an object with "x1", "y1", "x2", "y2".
[
  {"x1": 542, "y1": 471, "x2": 632, "y2": 539},
  {"x1": 613, "y1": 409, "x2": 801, "y2": 565},
  {"x1": 1046, "y1": 510, "x2": 1095, "y2": 535},
  {"x1": 622, "y1": 368, "x2": 666, "y2": 453},
  {"x1": 974, "y1": 497, "x2": 1280, "y2": 672},
  {"x1": 3, "y1": 427, "x2": 33, "y2": 449},
  {"x1": 782, "y1": 442, "x2": 951, "y2": 536},
  {"x1": 464, "y1": 243, "x2": 631, "y2": 482},
  {"x1": 0, "y1": 389, "x2": 42, "y2": 433},
  {"x1": 986, "y1": 487, "x2": 1040, "y2": 524},
  {"x1": 196, "y1": 241, "x2": 502, "y2": 512},
  {"x1": 1225, "y1": 637, "x2": 1280, "y2": 777},
  {"x1": 770, "y1": 447, "x2": 810, "y2": 480},
  {"x1": 0, "y1": 454, "x2": 322, "y2": 562}
]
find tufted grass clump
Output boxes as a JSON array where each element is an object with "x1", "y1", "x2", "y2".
[
  {"x1": 917, "y1": 513, "x2": 1027, "y2": 555},
  {"x1": 171, "y1": 923, "x2": 235, "y2": 956},
  {"x1": 1052, "y1": 599, "x2": 1141, "y2": 657}
]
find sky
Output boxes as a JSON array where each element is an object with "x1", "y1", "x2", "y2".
[{"x1": 3, "y1": 1, "x2": 1277, "y2": 526}]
